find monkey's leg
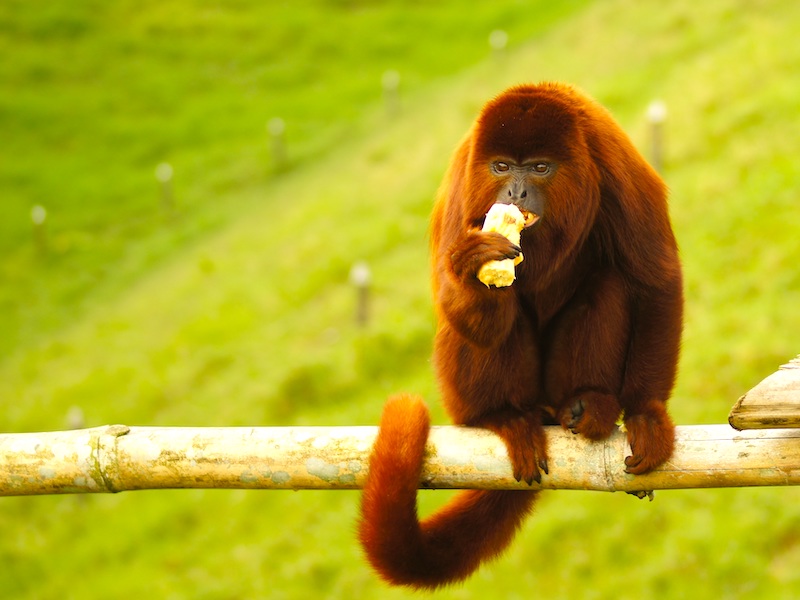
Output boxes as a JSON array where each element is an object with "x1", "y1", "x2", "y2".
[{"x1": 544, "y1": 270, "x2": 629, "y2": 441}]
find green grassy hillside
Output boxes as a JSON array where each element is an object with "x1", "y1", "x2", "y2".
[
  {"x1": 2, "y1": 0, "x2": 800, "y2": 598},
  {"x1": 0, "y1": 0, "x2": 588, "y2": 358}
]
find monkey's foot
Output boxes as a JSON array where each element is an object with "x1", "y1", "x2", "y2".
[
  {"x1": 623, "y1": 400, "x2": 675, "y2": 475},
  {"x1": 476, "y1": 410, "x2": 549, "y2": 486},
  {"x1": 559, "y1": 390, "x2": 621, "y2": 441},
  {"x1": 627, "y1": 490, "x2": 655, "y2": 501}
]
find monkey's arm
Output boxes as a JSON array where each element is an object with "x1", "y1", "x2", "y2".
[
  {"x1": 434, "y1": 229, "x2": 521, "y2": 347},
  {"x1": 619, "y1": 273, "x2": 683, "y2": 474}
]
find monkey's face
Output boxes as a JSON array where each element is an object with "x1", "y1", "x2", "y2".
[
  {"x1": 467, "y1": 86, "x2": 601, "y2": 254},
  {"x1": 487, "y1": 158, "x2": 551, "y2": 228}
]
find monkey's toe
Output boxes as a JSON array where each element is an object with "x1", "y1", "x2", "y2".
[
  {"x1": 559, "y1": 391, "x2": 621, "y2": 441},
  {"x1": 565, "y1": 398, "x2": 585, "y2": 432}
]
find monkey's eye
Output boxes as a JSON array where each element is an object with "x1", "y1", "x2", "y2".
[
  {"x1": 531, "y1": 162, "x2": 550, "y2": 175},
  {"x1": 493, "y1": 162, "x2": 510, "y2": 173}
]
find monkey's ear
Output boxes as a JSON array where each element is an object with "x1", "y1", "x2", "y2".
[{"x1": 584, "y1": 109, "x2": 680, "y2": 288}]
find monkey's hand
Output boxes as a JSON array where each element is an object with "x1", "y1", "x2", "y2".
[
  {"x1": 450, "y1": 230, "x2": 522, "y2": 284},
  {"x1": 477, "y1": 203, "x2": 527, "y2": 288},
  {"x1": 623, "y1": 400, "x2": 675, "y2": 474},
  {"x1": 474, "y1": 409, "x2": 549, "y2": 485}
]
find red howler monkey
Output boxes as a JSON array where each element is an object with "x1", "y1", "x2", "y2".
[{"x1": 358, "y1": 82, "x2": 683, "y2": 589}]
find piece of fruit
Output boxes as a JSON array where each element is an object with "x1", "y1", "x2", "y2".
[{"x1": 477, "y1": 203, "x2": 527, "y2": 288}]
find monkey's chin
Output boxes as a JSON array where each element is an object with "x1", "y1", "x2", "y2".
[{"x1": 519, "y1": 208, "x2": 540, "y2": 228}]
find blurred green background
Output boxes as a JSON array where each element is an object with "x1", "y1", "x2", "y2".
[{"x1": 2, "y1": 0, "x2": 799, "y2": 597}]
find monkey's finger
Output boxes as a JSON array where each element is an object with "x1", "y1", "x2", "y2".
[
  {"x1": 624, "y1": 454, "x2": 644, "y2": 473},
  {"x1": 538, "y1": 458, "x2": 549, "y2": 476},
  {"x1": 527, "y1": 469, "x2": 541, "y2": 486}
]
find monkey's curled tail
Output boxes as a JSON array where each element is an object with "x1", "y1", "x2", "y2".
[{"x1": 358, "y1": 394, "x2": 538, "y2": 590}]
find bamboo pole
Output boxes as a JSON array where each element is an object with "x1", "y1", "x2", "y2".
[
  {"x1": 729, "y1": 356, "x2": 800, "y2": 430},
  {"x1": 1, "y1": 424, "x2": 798, "y2": 497}
]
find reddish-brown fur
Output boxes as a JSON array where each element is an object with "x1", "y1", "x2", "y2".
[{"x1": 359, "y1": 82, "x2": 683, "y2": 589}]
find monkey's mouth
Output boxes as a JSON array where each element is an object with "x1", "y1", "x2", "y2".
[{"x1": 519, "y1": 208, "x2": 540, "y2": 228}]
